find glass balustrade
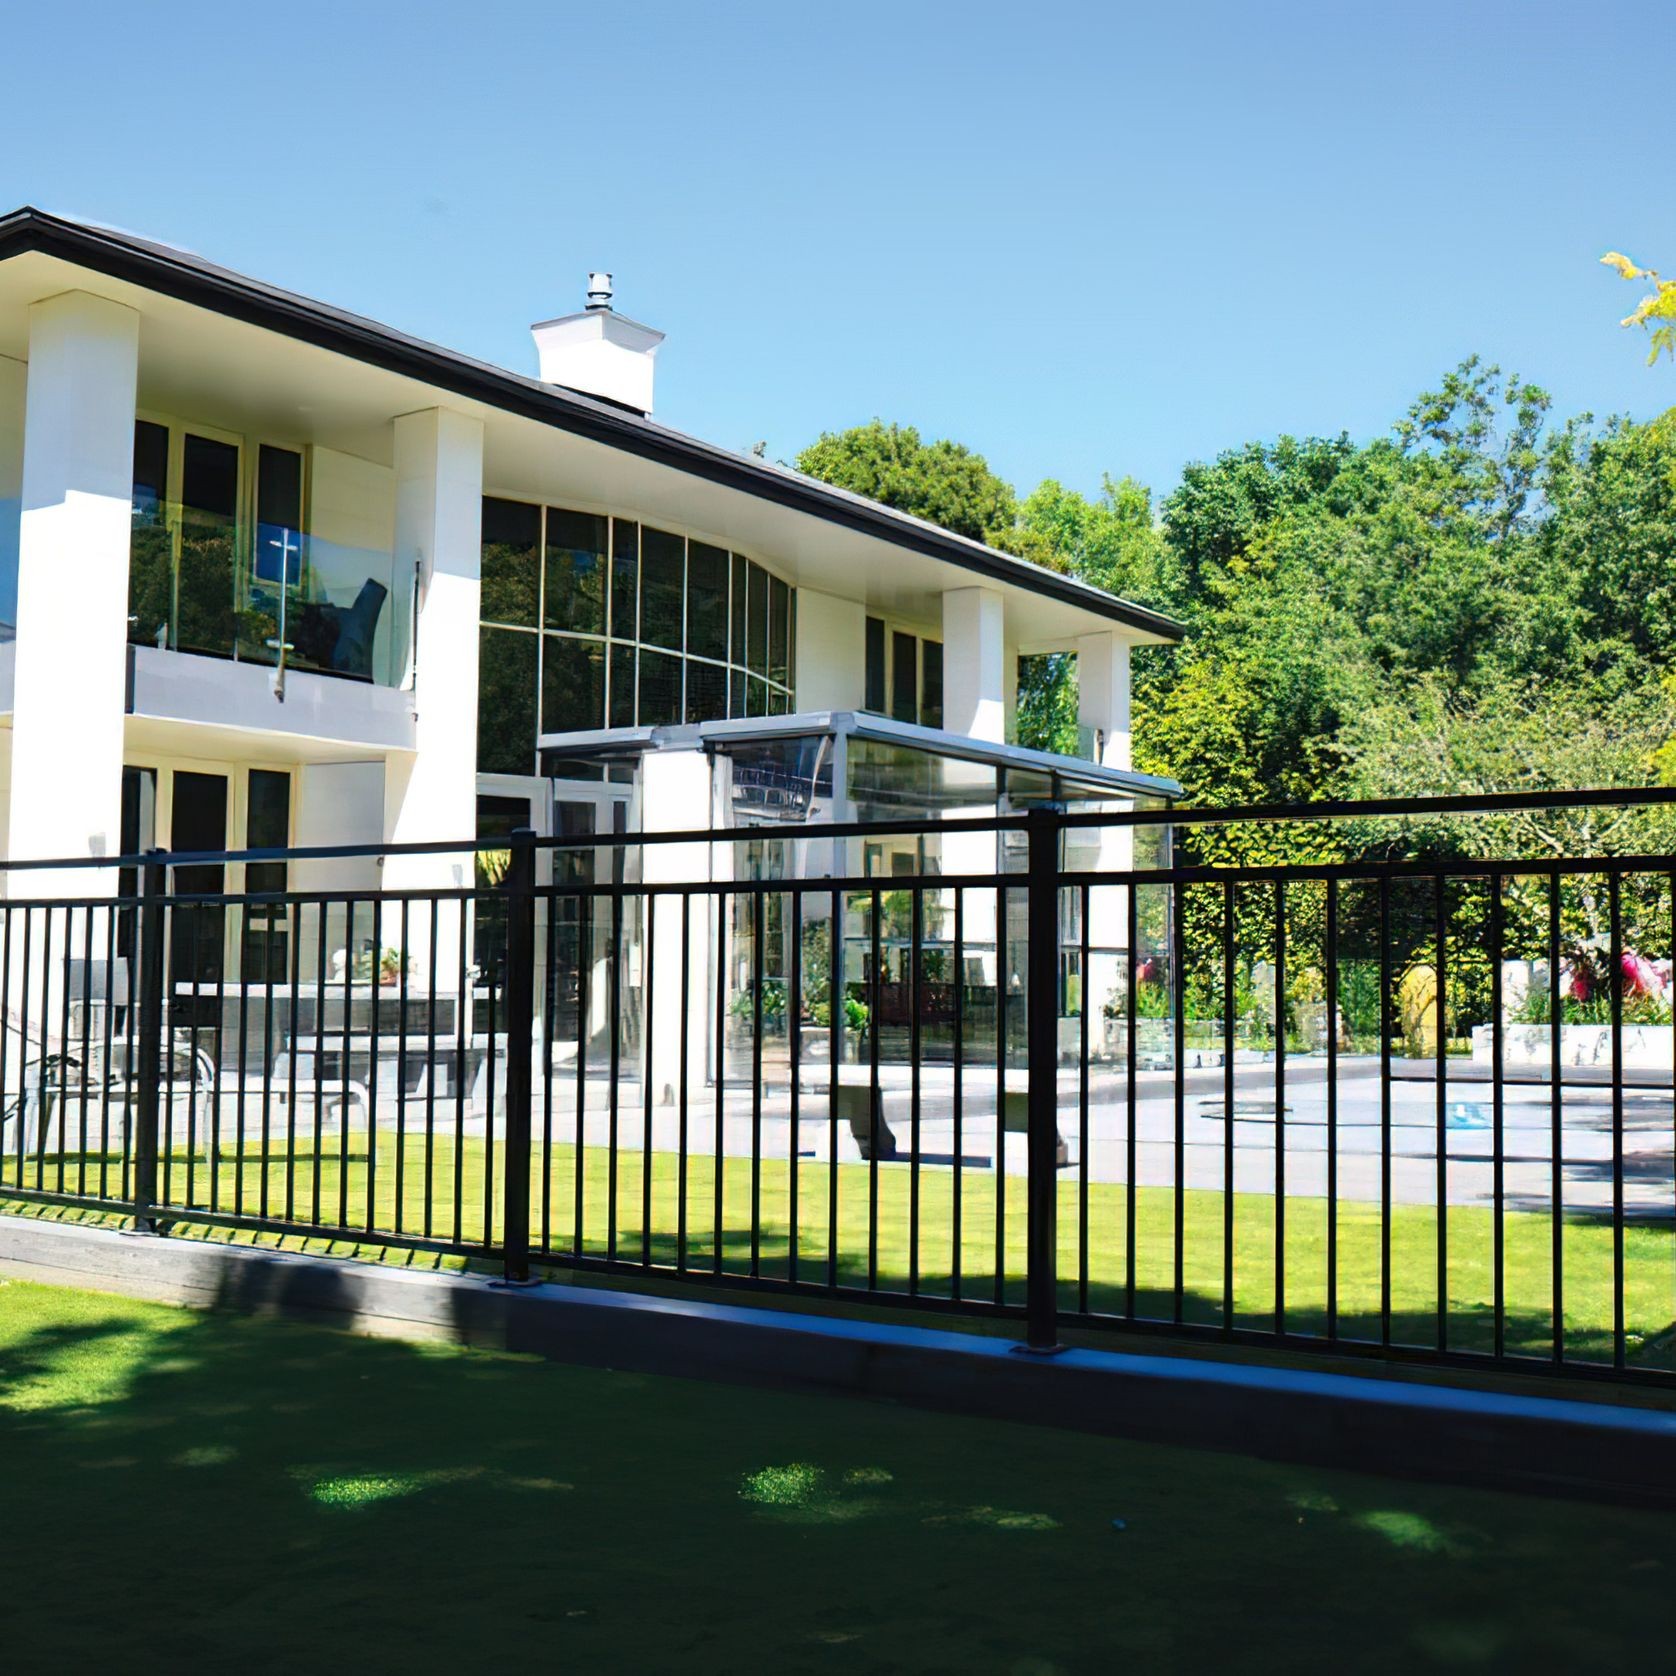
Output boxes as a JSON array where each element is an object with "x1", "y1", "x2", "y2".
[
  {"x1": 126, "y1": 502, "x2": 408, "y2": 686},
  {"x1": 0, "y1": 495, "x2": 18, "y2": 642}
]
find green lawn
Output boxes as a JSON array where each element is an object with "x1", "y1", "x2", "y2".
[
  {"x1": 0, "y1": 1276, "x2": 1671, "y2": 1674},
  {"x1": 4, "y1": 1137, "x2": 1673, "y2": 1372}
]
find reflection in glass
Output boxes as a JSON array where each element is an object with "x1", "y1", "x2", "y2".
[
  {"x1": 891, "y1": 631, "x2": 917, "y2": 723},
  {"x1": 686, "y1": 540, "x2": 728, "y2": 661},
  {"x1": 611, "y1": 518, "x2": 639, "y2": 640},
  {"x1": 545, "y1": 508, "x2": 606, "y2": 635},
  {"x1": 640, "y1": 526, "x2": 684, "y2": 650},
  {"x1": 731, "y1": 552, "x2": 747, "y2": 664},
  {"x1": 481, "y1": 497, "x2": 541, "y2": 626},
  {"x1": 769, "y1": 575, "x2": 789, "y2": 687},
  {"x1": 609, "y1": 641, "x2": 636, "y2": 727},
  {"x1": 921, "y1": 639, "x2": 943, "y2": 729},
  {"x1": 747, "y1": 561, "x2": 768, "y2": 674},
  {"x1": 685, "y1": 656, "x2": 727, "y2": 724},
  {"x1": 639, "y1": 648, "x2": 683, "y2": 726},
  {"x1": 174, "y1": 434, "x2": 239, "y2": 659},
  {"x1": 478, "y1": 626, "x2": 539, "y2": 774},
  {"x1": 543, "y1": 633, "x2": 605, "y2": 734},
  {"x1": 864, "y1": 617, "x2": 885, "y2": 711}
]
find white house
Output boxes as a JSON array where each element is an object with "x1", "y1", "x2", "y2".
[{"x1": 0, "y1": 207, "x2": 1181, "y2": 1104}]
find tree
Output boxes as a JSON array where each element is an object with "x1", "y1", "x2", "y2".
[
  {"x1": 1601, "y1": 252, "x2": 1676, "y2": 364},
  {"x1": 1010, "y1": 475, "x2": 1180, "y2": 752},
  {"x1": 795, "y1": 420, "x2": 1016, "y2": 544}
]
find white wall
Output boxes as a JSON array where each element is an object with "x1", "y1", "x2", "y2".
[
  {"x1": 1076, "y1": 632, "x2": 1131, "y2": 770},
  {"x1": 8, "y1": 293, "x2": 139, "y2": 898},
  {"x1": 293, "y1": 759, "x2": 386, "y2": 982},
  {"x1": 308, "y1": 445, "x2": 400, "y2": 685},
  {"x1": 793, "y1": 588, "x2": 866, "y2": 712},
  {"x1": 640, "y1": 747, "x2": 713, "y2": 1104},
  {"x1": 941, "y1": 586, "x2": 1006, "y2": 743},
  {"x1": 0, "y1": 354, "x2": 24, "y2": 635},
  {"x1": 382, "y1": 409, "x2": 484, "y2": 991}
]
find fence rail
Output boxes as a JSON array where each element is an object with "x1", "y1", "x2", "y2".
[{"x1": 0, "y1": 790, "x2": 1672, "y2": 1386}]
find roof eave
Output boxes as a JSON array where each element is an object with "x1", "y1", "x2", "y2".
[{"x1": 0, "y1": 207, "x2": 1185, "y2": 643}]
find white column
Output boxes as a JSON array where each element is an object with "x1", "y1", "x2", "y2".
[
  {"x1": 8, "y1": 292, "x2": 139, "y2": 899},
  {"x1": 1076, "y1": 631, "x2": 1132, "y2": 770},
  {"x1": 640, "y1": 748, "x2": 713, "y2": 1106},
  {"x1": 1075, "y1": 633, "x2": 1135, "y2": 1030},
  {"x1": 793, "y1": 588, "x2": 865, "y2": 712},
  {"x1": 941, "y1": 586, "x2": 1005, "y2": 743},
  {"x1": 382, "y1": 408, "x2": 484, "y2": 990}
]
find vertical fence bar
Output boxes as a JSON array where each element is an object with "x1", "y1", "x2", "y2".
[
  {"x1": 607, "y1": 887, "x2": 622, "y2": 1259},
  {"x1": 1549, "y1": 870, "x2": 1563, "y2": 1365},
  {"x1": 1077, "y1": 881, "x2": 1090, "y2": 1315},
  {"x1": 1324, "y1": 876, "x2": 1339, "y2": 1341},
  {"x1": 500, "y1": 828, "x2": 536, "y2": 1283},
  {"x1": 456, "y1": 896, "x2": 469, "y2": 1250},
  {"x1": 396, "y1": 897, "x2": 410, "y2": 1236},
  {"x1": 574, "y1": 891, "x2": 589, "y2": 1257},
  {"x1": 788, "y1": 888, "x2": 802, "y2": 1287},
  {"x1": 0, "y1": 904, "x2": 13, "y2": 1195},
  {"x1": 75, "y1": 902, "x2": 93, "y2": 1198},
  {"x1": 1172, "y1": 866, "x2": 1186, "y2": 1327},
  {"x1": 132, "y1": 852, "x2": 167, "y2": 1233},
  {"x1": 827, "y1": 884, "x2": 840, "y2": 1290},
  {"x1": 1490, "y1": 873, "x2": 1505, "y2": 1361},
  {"x1": 868, "y1": 883, "x2": 881, "y2": 1292},
  {"x1": 1222, "y1": 880, "x2": 1235, "y2": 1333},
  {"x1": 99, "y1": 899, "x2": 117, "y2": 1202},
  {"x1": 642, "y1": 891, "x2": 656, "y2": 1270},
  {"x1": 952, "y1": 886, "x2": 965, "y2": 1302},
  {"x1": 1124, "y1": 878, "x2": 1138, "y2": 1320},
  {"x1": 1378, "y1": 873, "x2": 1392, "y2": 1347},
  {"x1": 994, "y1": 880, "x2": 1006, "y2": 1308},
  {"x1": 425, "y1": 897, "x2": 439, "y2": 1242},
  {"x1": 909, "y1": 880, "x2": 923, "y2": 1297},
  {"x1": 540, "y1": 888, "x2": 553, "y2": 1255},
  {"x1": 677, "y1": 891, "x2": 691, "y2": 1272},
  {"x1": 1609, "y1": 870, "x2": 1625, "y2": 1370},
  {"x1": 1274, "y1": 879, "x2": 1287, "y2": 1337},
  {"x1": 713, "y1": 887, "x2": 726, "y2": 1276},
  {"x1": 1434, "y1": 871, "x2": 1448, "y2": 1353},
  {"x1": 15, "y1": 909, "x2": 31, "y2": 1193},
  {"x1": 750, "y1": 887, "x2": 764, "y2": 1279},
  {"x1": 1022, "y1": 804, "x2": 1062, "y2": 1353}
]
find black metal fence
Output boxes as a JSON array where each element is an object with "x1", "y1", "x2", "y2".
[{"x1": 1, "y1": 788, "x2": 1673, "y2": 1387}]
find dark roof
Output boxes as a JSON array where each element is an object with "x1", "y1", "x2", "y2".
[{"x1": 0, "y1": 207, "x2": 1184, "y2": 641}]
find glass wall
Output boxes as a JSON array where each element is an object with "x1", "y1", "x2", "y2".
[
  {"x1": 0, "y1": 493, "x2": 18, "y2": 640},
  {"x1": 478, "y1": 501, "x2": 797, "y2": 776},
  {"x1": 126, "y1": 421, "x2": 404, "y2": 686}
]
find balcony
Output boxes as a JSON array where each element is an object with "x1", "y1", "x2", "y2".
[{"x1": 127, "y1": 501, "x2": 409, "y2": 688}]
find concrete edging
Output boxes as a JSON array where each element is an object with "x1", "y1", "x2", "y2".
[{"x1": 1, "y1": 1212, "x2": 1672, "y2": 1508}]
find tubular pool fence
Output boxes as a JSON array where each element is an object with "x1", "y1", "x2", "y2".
[{"x1": 1, "y1": 788, "x2": 1674, "y2": 1386}]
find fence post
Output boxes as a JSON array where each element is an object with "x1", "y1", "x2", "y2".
[
  {"x1": 1020, "y1": 802, "x2": 1065, "y2": 1354},
  {"x1": 131, "y1": 850, "x2": 168, "y2": 1235},
  {"x1": 499, "y1": 826, "x2": 537, "y2": 1283}
]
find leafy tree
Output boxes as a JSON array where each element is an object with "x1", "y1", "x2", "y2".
[
  {"x1": 795, "y1": 420, "x2": 1015, "y2": 544},
  {"x1": 1602, "y1": 252, "x2": 1676, "y2": 363}
]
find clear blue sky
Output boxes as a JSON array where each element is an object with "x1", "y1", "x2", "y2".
[{"x1": 2, "y1": 1, "x2": 1667, "y2": 502}]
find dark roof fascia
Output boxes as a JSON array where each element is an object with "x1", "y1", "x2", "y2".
[{"x1": 0, "y1": 207, "x2": 1185, "y2": 642}]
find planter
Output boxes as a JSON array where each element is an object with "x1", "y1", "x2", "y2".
[{"x1": 1471, "y1": 1022, "x2": 1675, "y2": 1071}]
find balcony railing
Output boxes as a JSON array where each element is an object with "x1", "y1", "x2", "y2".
[{"x1": 128, "y1": 502, "x2": 410, "y2": 687}]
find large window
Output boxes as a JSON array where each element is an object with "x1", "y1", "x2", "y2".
[{"x1": 477, "y1": 500, "x2": 797, "y2": 775}]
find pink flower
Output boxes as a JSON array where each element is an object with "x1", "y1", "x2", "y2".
[
  {"x1": 1567, "y1": 963, "x2": 1592, "y2": 1002},
  {"x1": 1621, "y1": 950, "x2": 1662, "y2": 999}
]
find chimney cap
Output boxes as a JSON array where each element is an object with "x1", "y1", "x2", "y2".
[{"x1": 585, "y1": 271, "x2": 613, "y2": 311}]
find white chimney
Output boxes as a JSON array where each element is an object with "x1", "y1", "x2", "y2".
[{"x1": 531, "y1": 273, "x2": 664, "y2": 415}]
